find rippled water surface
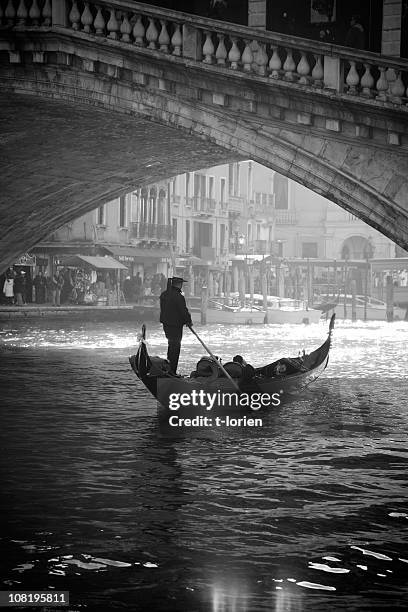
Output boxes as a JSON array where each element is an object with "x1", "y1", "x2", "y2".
[{"x1": 1, "y1": 319, "x2": 407, "y2": 611}]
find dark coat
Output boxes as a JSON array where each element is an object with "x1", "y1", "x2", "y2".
[
  {"x1": 160, "y1": 286, "x2": 192, "y2": 327},
  {"x1": 345, "y1": 23, "x2": 365, "y2": 49},
  {"x1": 14, "y1": 275, "x2": 26, "y2": 293}
]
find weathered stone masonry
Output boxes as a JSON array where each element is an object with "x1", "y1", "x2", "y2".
[{"x1": 0, "y1": 1, "x2": 408, "y2": 271}]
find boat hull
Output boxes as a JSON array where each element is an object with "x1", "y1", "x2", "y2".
[
  {"x1": 129, "y1": 315, "x2": 335, "y2": 419},
  {"x1": 192, "y1": 308, "x2": 266, "y2": 325},
  {"x1": 266, "y1": 308, "x2": 321, "y2": 324},
  {"x1": 153, "y1": 358, "x2": 328, "y2": 419}
]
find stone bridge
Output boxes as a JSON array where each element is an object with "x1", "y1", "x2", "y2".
[{"x1": 1, "y1": 0, "x2": 408, "y2": 271}]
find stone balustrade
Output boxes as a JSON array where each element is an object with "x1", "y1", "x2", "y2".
[
  {"x1": 131, "y1": 221, "x2": 174, "y2": 241},
  {"x1": 1, "y1": 0, "x2": 408, "y2": 107},
  {"x1": 192, "y1": 196, "x2": 216, "y2": 213}
]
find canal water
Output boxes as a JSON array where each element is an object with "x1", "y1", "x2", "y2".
[{"x1": 0, "y1": 319, "x2": 407, "y2": 611}]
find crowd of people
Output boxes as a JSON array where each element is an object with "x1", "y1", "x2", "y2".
[
  {"x1": 122, "y1": 272, "x2": 167, "y2": 303},
  {"x1": 1, "y1": 267, "x2": 120, "y2": 307}
]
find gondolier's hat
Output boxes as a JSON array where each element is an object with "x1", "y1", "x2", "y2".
[{"x1": 171, "y1": 277, "x2": 188, "y2": 284}]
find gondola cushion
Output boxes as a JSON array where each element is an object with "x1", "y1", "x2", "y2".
[{"x1": 149, "y1": 356, "x2": 171, "y2": 376}]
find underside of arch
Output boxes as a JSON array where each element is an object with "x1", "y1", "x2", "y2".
[{"x1": 1, "y1": 70, "x2": 408, "y2": 272}]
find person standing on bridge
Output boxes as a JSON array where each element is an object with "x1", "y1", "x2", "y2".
[
  {"x1": 345, "y1": 14, "x2": 365, "y2": 50},
  {"x1": 207, "y1": 0, "x2": 228, "y2": 20},
  {"x1": 159, "y1": 277, "x2": 193, "y2": 375}
]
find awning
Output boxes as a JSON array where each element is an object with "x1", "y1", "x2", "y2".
[
  {"x1": 176, "y1": 256, "x2": 210, "y2": 267},
  {"x1": 63, "y1": 255, "x2": 128, "y2": 270},
  {"x1": 105, "y1": 246, "x2": 170, "y2": 261}
]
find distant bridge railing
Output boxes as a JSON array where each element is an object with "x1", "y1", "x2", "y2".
[{"x1": 1, "y1": 0, "x2": 408, "y2": 107}]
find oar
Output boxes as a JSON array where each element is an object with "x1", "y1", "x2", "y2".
[{"x1": 187, "y1": 325, "x2": 241, "y2": 392}]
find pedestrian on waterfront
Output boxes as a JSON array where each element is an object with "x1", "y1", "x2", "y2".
[
  {"x1": 345, "y1": 14, "x2": 365, "y2": 49},
  {"x1": 25, "y1": 273, "x2": 33, "y2": 303},
  {"x1": 132, "y1": 272, "x2": 142, "y2": 303},
  {"x1": 160, "y1": 272, "x2": 167, "y2": 293},
  {"x1": 33, "y1": 271, "x2": 46, "y2": 303},
  {"x1": 14, "y1": 271, "x2": 26, "y2": 306},
  {"x1": 50, "y1": 271, "x2": 62, "y2": 306},
  {"x1": 60, "y1": 269, "x2": 73, "y2": 304},
  {"x1": 159, "y1": 277, "x2": 193, "y2": 375},
  {"x1": 123, "y1": 275, "x2": 133, "y2": 302},
  {"x1": 2, "y1": 276, "x2": 14, "y2": 304}
]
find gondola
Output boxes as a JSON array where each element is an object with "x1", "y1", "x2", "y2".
[{"x1": 129, "y1": 314, "x2": 335, "y2": 416}]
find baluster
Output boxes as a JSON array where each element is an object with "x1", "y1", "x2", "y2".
[
  {"x1": 242, "y1": 40, "x2": 253, "y2": 72},
  {"x1": 269, "y1": 46, "x2": 281, "y2": 79},
  {"x1": 297, "y1": 51, "x2": 310, "y2": 84},
  {"x1": 69, "y1": 0, "x2": 81, "y2": 30},
  {"x1": 107, "y1": 8, "x2": 119, "y2": 39},
  {"x1": 202, "y1": 31, "x2": 215, "y2": 63},
  {"x1": 311, "y1": 54, "x2": 323, "y2": 87},
  {"x1": 215, "y1": 34, "x2": 227, "y2": 65},
  {"x1": 17, "y1": 0, "x2": 28, "y2": 26},
  {"x1": 283, "y1": 48, "x2": 295, "y2": 81},
  {"x1": 171, "y1": 23, "x2": 182, "y2": 56},
  {"x1": 256, "y1": 42, "x2": 268, "y2": 76},
  {"x1": 29, "y1": 0, "x2": 41, "y2": 26},
  {"x1": 360, "y1": 63, "x2": 374, "y2": 97},
  {"x1": 42, "y1": 0, "x2": 51, "y2": 26},
  {"x1": 376, "y1": 66, "x2": 388, "y2": 101},
  {"x1": 346, "y1": 60, "x2": 359, "y2": 94},
  {"x1": 132, "y1": 15, "x2": 145, "y2": 46},
  {"x1": 120, "y1": 13, "x2": 131, "y2": 42},
  {"x1": 158, "y1": 19, "x2": 170, "y2": 52},
  {"x1": 94, "y1": 5, "x2": 105, "y2": 36},
  {"x1": 386, "y1": 67, "x2": 396, "y2": 88},
  {"x1": 146, "y1": 17, "x2": 158, "y2": 49},
  {"x1": 228, "y1": 37, "x2": 240, "y2": 70},
  {"x1": 81, "y1": 2, "x2": 93, "y2": 33},
  {"x1": 390, "y1": 71, "x2": 405, "y2": 104},
  {"x1": 5, "y1": 0, "x2": 16, "y2": 26}
]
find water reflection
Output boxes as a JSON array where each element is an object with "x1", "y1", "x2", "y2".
[{"x1": 0, "y1": 319, "x2": 408, "y2": 610}]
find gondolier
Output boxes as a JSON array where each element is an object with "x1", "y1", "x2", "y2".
[{"x1": 159, "y1": 277, "x2": 193, "y2": 375}]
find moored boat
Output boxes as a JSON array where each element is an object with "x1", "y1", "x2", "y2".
[
  {"x1": 191, "y1": 297, "x2": 266, "y2": 325},
  {"x1": 129, "y1": 315, "x2": 335, "y2": 417},
  {"x1": 255, "y1": 295, "x2": 321, "y2": 324}
]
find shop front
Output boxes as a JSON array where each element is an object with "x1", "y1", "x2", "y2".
[
  {"x1": 1, "y1": 253, "x2": 37, "y2": 305},
  {"x1": 61, "y1": 255, "x2": 128, "y2": 306}
]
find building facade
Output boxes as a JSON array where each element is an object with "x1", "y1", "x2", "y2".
[
  {"x1": 33, "y1": 186, "x2": 175, "y2": 280},
  {"x1": 26, "y1": 160, "x2": 398, "y2": 303}
]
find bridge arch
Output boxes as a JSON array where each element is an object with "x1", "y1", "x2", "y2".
[{"x1": 1, "y1": 6, "x2": 408, "y2": 271}]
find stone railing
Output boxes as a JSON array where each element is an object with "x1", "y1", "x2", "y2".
[
  {"x1": 192, "y1": 196, "x2": 216, "y2": 213},
  {"x1": 227, "y1": 195, "x2": 245, "y2": 213},
  {"x1": 131, "y1": 222, "x2": 174, "y2": 241},
  {"x1": 274, "y1": 210, "x2": 297, "y2": 225},
  {"x1": 1, "y1": 0, "x2": 408, "y2": 106}
]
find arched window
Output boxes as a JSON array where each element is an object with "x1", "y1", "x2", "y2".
[{"x1": 341, "y1": 235, "x2": 372, "y2": 260}]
